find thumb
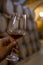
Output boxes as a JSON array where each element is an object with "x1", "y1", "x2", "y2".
[{"x1": 6, "y1": 41, "x2": 16, "y2": 52}]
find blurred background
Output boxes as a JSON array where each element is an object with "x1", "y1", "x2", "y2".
[
  {"x1": 24, "y1": 0, "x2": 43, "y2": 39},
  {"x1": 0, "y1": 0, "x2": 43, "y2": 65}
]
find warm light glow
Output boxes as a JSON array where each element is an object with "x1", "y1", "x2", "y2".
[{"x1": 39, "y1": 12, "x2": 43, "y2": 17}]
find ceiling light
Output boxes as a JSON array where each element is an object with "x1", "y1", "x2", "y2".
[{"x1": 39, "y1": 12, "x2": 43, "y2": 17}]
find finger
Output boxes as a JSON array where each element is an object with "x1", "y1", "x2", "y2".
[
  {"x1": 2, "y1": 36, "x2": 14, "y2": 42},
  {"x1": 2, "y1": 36, "x2": 15, "y2": 46},
  {"x1": 6, "y1": 41, "x2": 16, "y2": 52},
  {"x1": 12, "y1": 48, "x2": 19, "y2": 54},
  {"x1": 9, "y1": 36, "x2": 15, "y2": 42},
  {"x1": 6, "y1": 41, "x2": 18, "y2": 56}
]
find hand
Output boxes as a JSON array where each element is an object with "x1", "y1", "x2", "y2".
[{"x1": 0, "y1": 36, "x2": 17, "y2": 62}]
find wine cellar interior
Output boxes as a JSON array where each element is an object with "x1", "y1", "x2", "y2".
[{"x1": 0, "y1": 0, "x2": 43, "y2": 65}]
